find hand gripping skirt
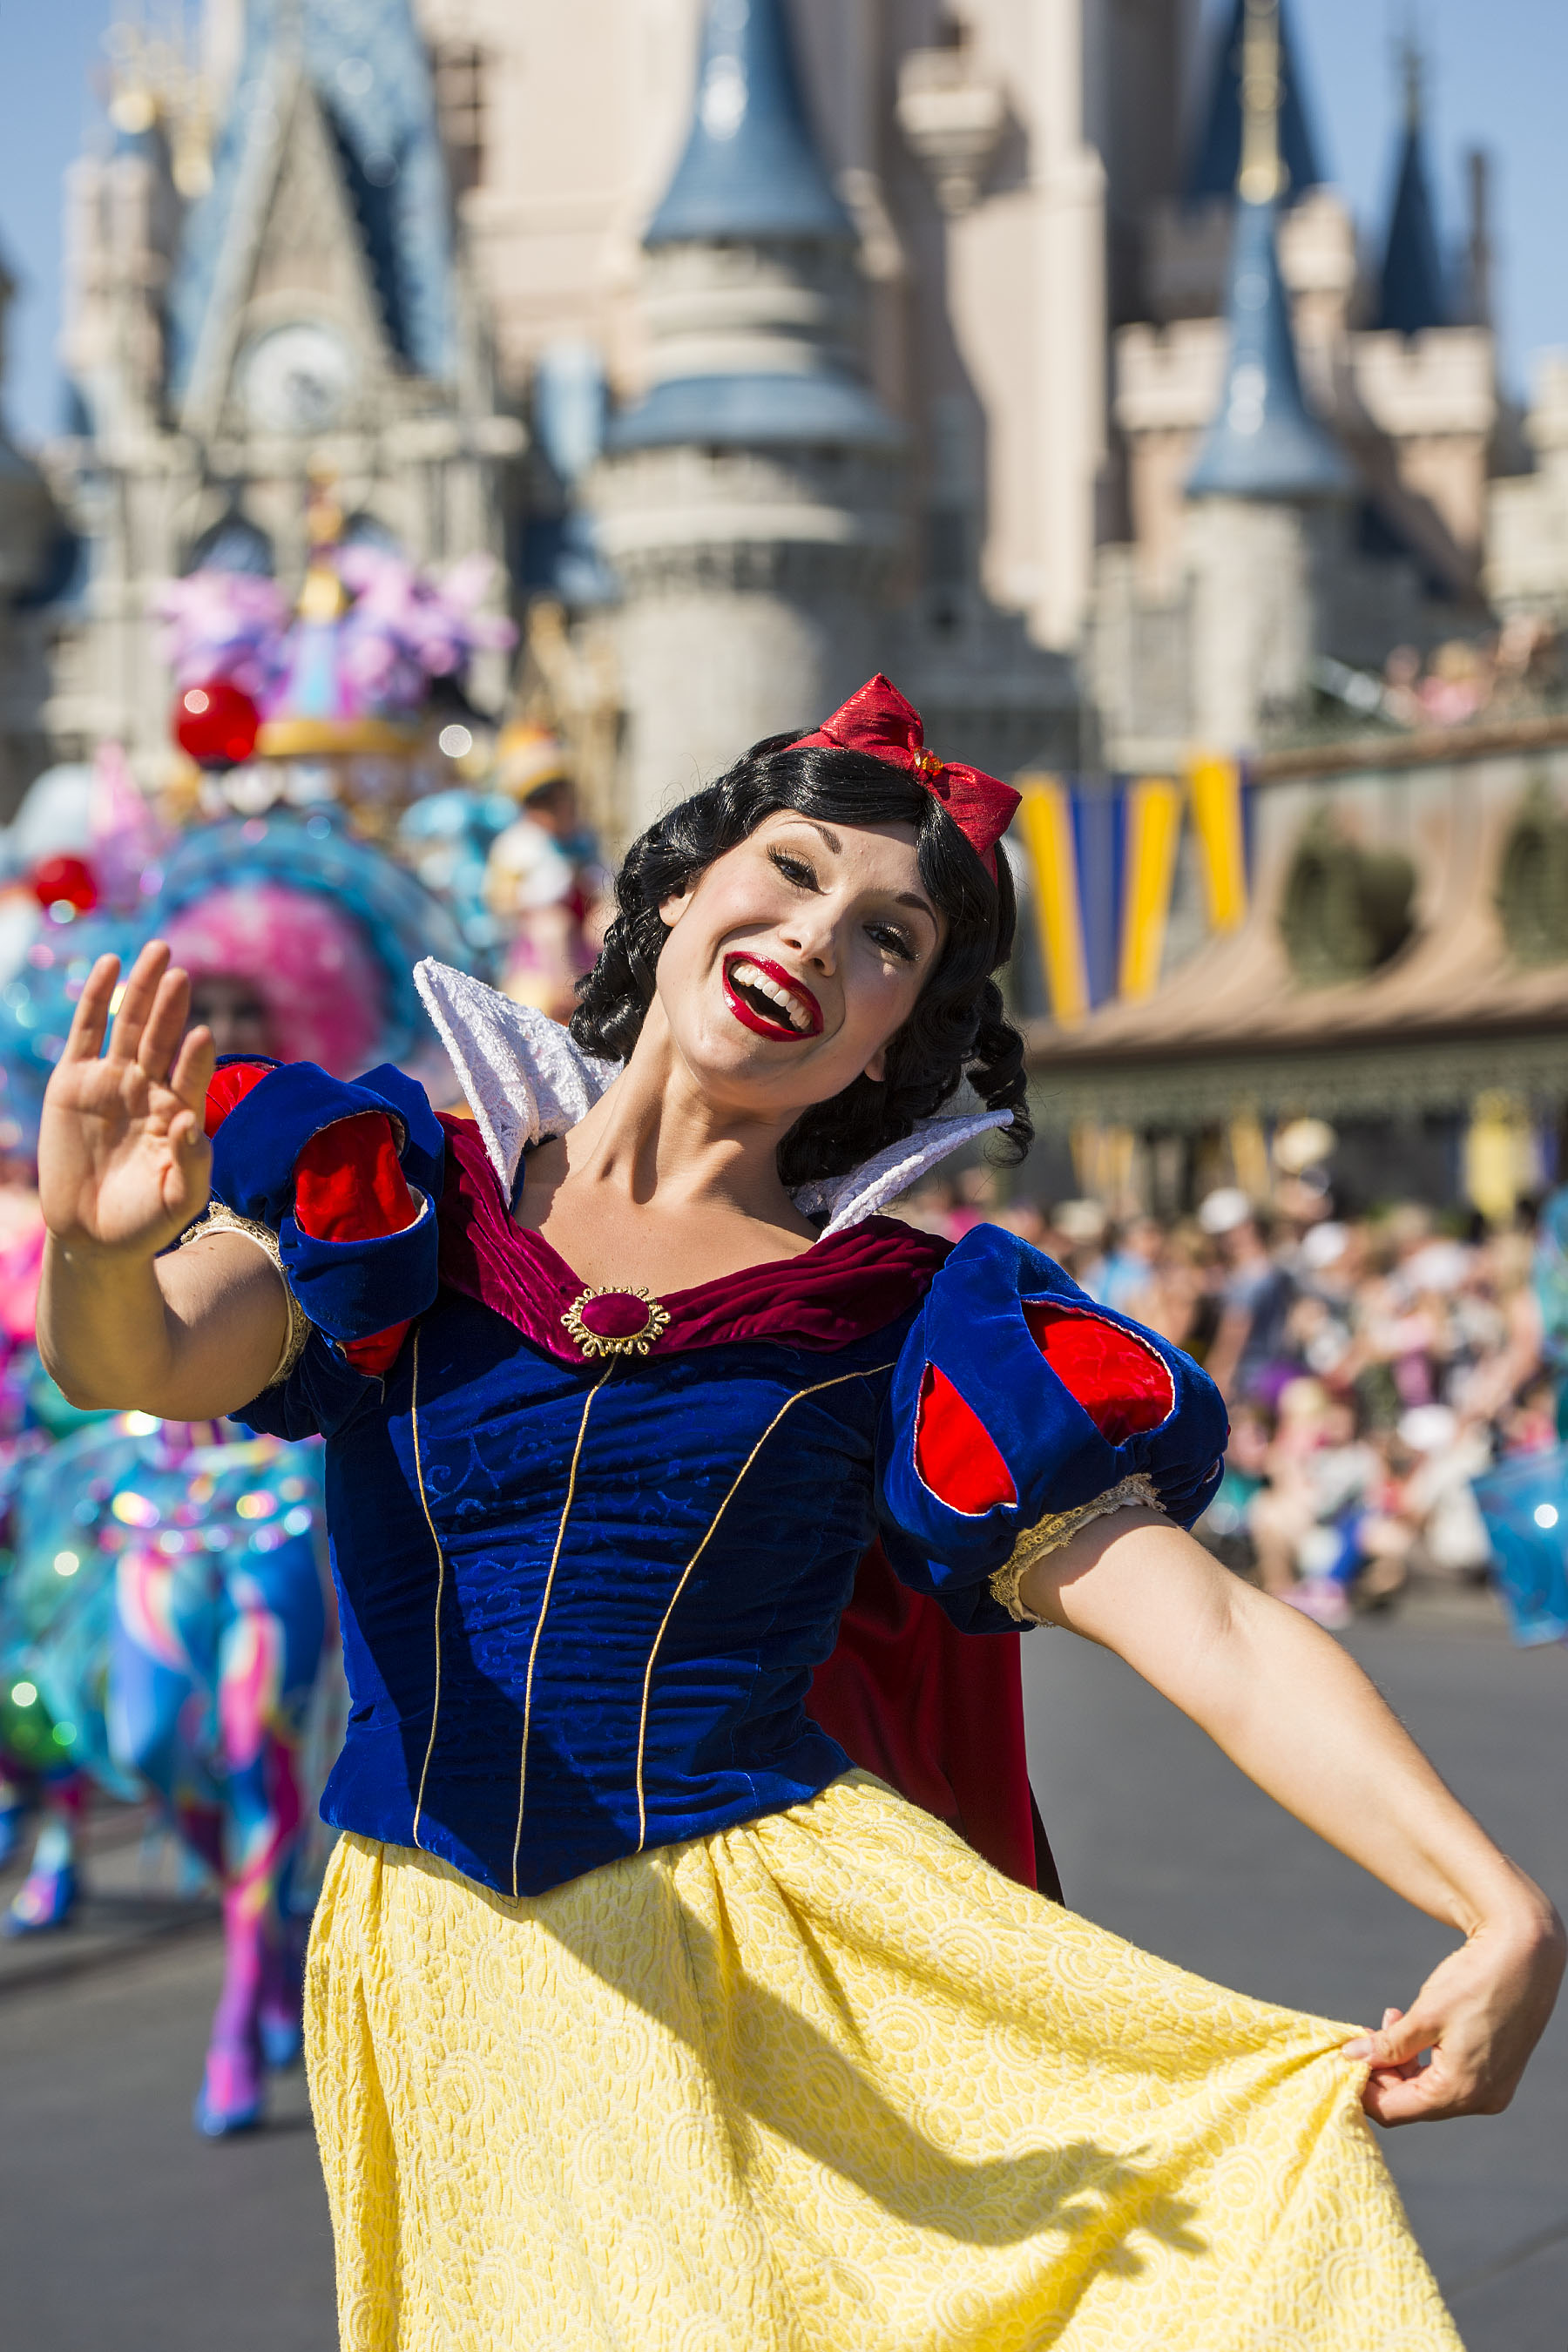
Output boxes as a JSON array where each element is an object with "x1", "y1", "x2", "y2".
[{"x1": 306, "y1": 1772, "x2": 1459, "y2": 2352}]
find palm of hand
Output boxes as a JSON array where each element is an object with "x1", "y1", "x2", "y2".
[
  {"x1": 42, "y1": 1055, "x2": 210, "y2": 1254},
  {"x1": 39, "y1": 946, "x2": 216, "y2": 1260}
]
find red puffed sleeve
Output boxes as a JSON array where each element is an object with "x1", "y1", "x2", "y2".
[
  {"x1": 201, "y1": 1058, "x2": 436, "y2": 1379},
  {"x1": 876, "y1": 1226, "x2": 1227, "y2": 1632}
]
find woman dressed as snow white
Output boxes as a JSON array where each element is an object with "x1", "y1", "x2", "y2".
[{"x1": 34, "y1": 680, "x2": 1563, "y2": 2349}]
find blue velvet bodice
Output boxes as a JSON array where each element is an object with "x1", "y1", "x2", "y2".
[
  {"x1": 306, "y1": 1296, "x2": 904, "y2": 1892},
  {"x1": 218, "y1": 1064, "x2": 1227, "y2": 1898}
]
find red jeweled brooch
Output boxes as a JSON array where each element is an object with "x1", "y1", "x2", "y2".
[{"x1": 561, "y1": 1286, "x2": 672, "y2": 1359}]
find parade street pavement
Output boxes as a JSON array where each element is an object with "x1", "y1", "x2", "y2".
[
  {"x1": 1025, "y1": 1585, "x2": 1568, "y2": 2352},
  {"x1": 1, "y1": 1585, "x2": 1563, "y2": 2349}
]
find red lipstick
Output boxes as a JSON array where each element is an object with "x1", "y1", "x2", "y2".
[{"x1": 722, "y1": 953, "x2": 824, "y2": 1041}]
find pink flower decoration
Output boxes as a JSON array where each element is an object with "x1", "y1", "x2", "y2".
[{"x1": 154, "y1": 573, "x2": 291, "y2": 700}]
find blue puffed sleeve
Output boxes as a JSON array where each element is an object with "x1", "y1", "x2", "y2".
[
  {"x1": 206, "y1": 1058, "x2": 443, "y2": 1346},
  {"x1": 875, "y1": 1224, "x2": 1227, "y2": 1633},
  {"x1": 235, "y1": 1332, "x2": 380, "y2": 1444}
]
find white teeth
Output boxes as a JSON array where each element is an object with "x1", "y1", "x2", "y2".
[{"x1": 730, "y1": 959, "x2": 813, "y2": 1031}]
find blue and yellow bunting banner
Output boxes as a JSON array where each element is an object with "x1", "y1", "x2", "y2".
[
  {"x1": 1015, "y1": 760, "x2": 1251, "y2": 1029},
  {"x1": 1119, "y1": 777, "x2": 1186, "y2": 1000},
  {"x1": 1016, "y1": 779, "x2": 1088, "y2": 1028},
  {"x1": 1186, "y1": 751, "x2": 1251, "y2": 933}
]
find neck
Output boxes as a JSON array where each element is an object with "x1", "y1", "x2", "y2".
[{"x1": 556, "y1": 997, "x2": 814, "y2": 1236}]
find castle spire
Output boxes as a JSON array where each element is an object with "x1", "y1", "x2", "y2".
[
  {"x1": 1187, "y1": 0, "x2": 1350, "y2": 501},
  {"x1": 611, "y1": 0, "x2": 896, "y2": 457},
  {"x1": 1236, "y1": 0, "x2": 1285, "y2": 203},
  {"x1": 645, "y1": 0, "x2": 851, "y2": 247},
  {"x1": 1375, "y1": 38, "x2": 1450, "y2": 335},
  {"x1": 1186, "y1": 0, "x2": 1323, "y2": 207},
  {"x1": 595, "y1": 0, "x2": 905, "y2": 837},
  {"x1": 168, "y1": 0, "x2": 455, "y2": 402}
]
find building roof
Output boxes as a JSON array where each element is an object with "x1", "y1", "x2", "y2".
[
  {"x1": 168, "y1": 0, "x2": 454, "y2": 400},
  {"x1": 1186, "y1": 195, "x2": 1353, "y2": 501},
  {"x1": 605, "y1": 371, "x2": 901, "y2": 456},
  {"x1": 1186, "y1": 0, "x2": 1324, "y2": 206},
  {"x1": 613, "y1": 0, "x2": 897, "y2": 460},
  {"x1": 1375, "y1": 101, "x2": 1450, "y2": 335},
  {"x1": 645, "y1": 0, "x2": 852, "y2": 248},
  {"x1": 1023, "y1": 735, "x2": 1568, "y2": 1125}
]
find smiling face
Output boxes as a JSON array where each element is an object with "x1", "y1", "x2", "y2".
[{"x1": 652, "y1": 811, "x2": 947, "y2": 1126}]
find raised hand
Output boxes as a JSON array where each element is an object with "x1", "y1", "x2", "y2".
[{"x1": 39, "y1": 943, "x2": 217, "y2": 1260}]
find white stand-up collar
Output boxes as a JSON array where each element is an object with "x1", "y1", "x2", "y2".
[{"x1": 414, "y1": 960, "x2": 1010, "y2": 1240}]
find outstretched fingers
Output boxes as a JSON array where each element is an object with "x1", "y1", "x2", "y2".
[
  {"x1": 169, "y1": 1022, "x2": 216, "y2": 1122},
  {"x1": 57, "y1": 955, "x2": 123, "y2": 1064},
  {"x1": 105, "y1": 941, "x2": 172, "y2": 1065},
  {"x1": 136, "y1": 963, "x2": 194, "y2": 1088}
]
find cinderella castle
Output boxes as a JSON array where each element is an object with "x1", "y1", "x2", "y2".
[{"x1": 7, "y1": 0, "x2": 1568, "y2": 1206}]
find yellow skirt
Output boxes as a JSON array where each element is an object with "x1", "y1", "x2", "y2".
[{"x1": 306, "y1": 1772, "x2": 1459, "y2": 2352}]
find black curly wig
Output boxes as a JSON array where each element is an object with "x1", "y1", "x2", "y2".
[{"x1": 570, "y1": 733, "x2": 1032, "y2": 1192}]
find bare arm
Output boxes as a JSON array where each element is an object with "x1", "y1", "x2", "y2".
[
  {"x1": 37, "y1": 943, "x2": 289, "y2": 1418},
  {"x1": 1018, "y1": 1509, "x2": 1565, "y2": 2125}
]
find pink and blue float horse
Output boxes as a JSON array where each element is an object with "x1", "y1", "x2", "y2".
[{"x1": 2, "y1": 1405, "x2": 335, "y2": 2132}]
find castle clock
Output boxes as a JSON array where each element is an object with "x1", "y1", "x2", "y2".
[{"x1": 241, "y1": 324, "x2": 358, "y2": 435}]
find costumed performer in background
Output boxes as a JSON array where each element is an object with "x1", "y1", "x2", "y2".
[
  {"x1": 484, "y1": 723, "x2": 612, "y2": 1020},
  {"x1": 3, "y1": 804, "x2": 464, "y2": 2139},
  {"x1": 33, "y1": 679, "x2": 1563, "y2": 2349}
]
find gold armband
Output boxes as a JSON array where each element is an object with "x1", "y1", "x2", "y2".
[
  {"x1": 988, "y1": 1472, "x2": 1164, "y2": 1626},
  {"x1": 178, "y1": 1206, "x2": 311, "y2": 1389}
]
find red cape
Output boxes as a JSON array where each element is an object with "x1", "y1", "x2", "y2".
[{"x1": 808, "y1": 1541, "x2": 1061, "y2": 1903}]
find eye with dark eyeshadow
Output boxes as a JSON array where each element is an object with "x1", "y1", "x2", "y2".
[
  {"x1": 868, "y1": 922, "x2": 917, "y2": 963},
  {"x1": 767, "y1": 840, "x2": 918, "y2": 962},
  {"x1": 769, "y1": 848, "x2": 819, "y2": 890}
]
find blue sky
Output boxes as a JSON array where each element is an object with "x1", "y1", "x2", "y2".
[{"x1": 2, "y1": 0, "x2": 1565, "y2": 447}]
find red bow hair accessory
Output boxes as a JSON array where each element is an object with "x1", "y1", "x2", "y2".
[{"x1": 796, "y1": 674, "x2": 1019, "y2": 878}]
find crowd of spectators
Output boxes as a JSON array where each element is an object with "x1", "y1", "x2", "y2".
[
  {"x1": 898, "y1": 1166, "x2": 1567, "y2": 1633},
  {"x1": 1377, "y1": 617, "x2": 1563, "y2": 732}
]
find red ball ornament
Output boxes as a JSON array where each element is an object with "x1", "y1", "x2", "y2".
[
  {"x1": 174, "y1": 679, "x2": 261, "y2": 768},
  {"x1": 30, "y1": 854, "x2": 98, "y2": 916}
]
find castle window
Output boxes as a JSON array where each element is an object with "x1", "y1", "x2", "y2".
[
  {"x1": 1279, "y1": 814, "x2": 1416, "y2": 987},
  {"x1": 342, "y1": 511, "x2": 401, "y2": 553},
  {"x1": 433, "y1": 44, "x2": 488, "y2": 198},
  {"x1": 924, "y1": 393, "x2": 981, "y2": 627},
  {"x1": 186, "y1": 514, "x2": 274, "y2": 578},
  {"x1": 1497, "y1": 790, "x2": 1568, "y2": 966}
]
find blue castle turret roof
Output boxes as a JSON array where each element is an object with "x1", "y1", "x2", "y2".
[
  {"x1": 605, "y1": 373, "x2": 900, "y2": 456},
  {"x1": 168, "y1": 0, "x2": 454, "y2": 401},
  {"x1": 645, "y1": 0, "x2": 852, "y2": 248},
  {"x1": 609, "y1": 0, "x2": 898, "y2": 458},
  {"x1": 1186, "y1": 0, "x2": 1324, "y2": 206},
  {"x1": 1374, "y1": 97, "x2": 1450, "y2": 335},
  {"x1": 1187, "y1": 193, "x2": 1352, "y2": 502}
]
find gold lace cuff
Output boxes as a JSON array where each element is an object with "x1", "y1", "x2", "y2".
[
  {"x1": 179, "y1": 1206, "x2": 311, "y2": 1389},
  {"x1": 989, "y1": 1473, "x2": 1163, "y2": 1626}
]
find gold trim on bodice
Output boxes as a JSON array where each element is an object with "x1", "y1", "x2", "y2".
[
  {"x1": 409, "y1": 1325, "x2": 447, "y2": 1855},
  {"x1": 631, "y1": 1362, "x2": 894, "y2": 1854},
  {"x1": 402, "y1": 1341, "x2": 893, "y2": 1887},
  {"x1": 512, "y1": 1367, "x2": 613, "y2": 1894}
]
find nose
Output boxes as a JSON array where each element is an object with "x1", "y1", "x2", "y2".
[{"x1": 779, "y1": 902, "x2": 839, "y2": 976}]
